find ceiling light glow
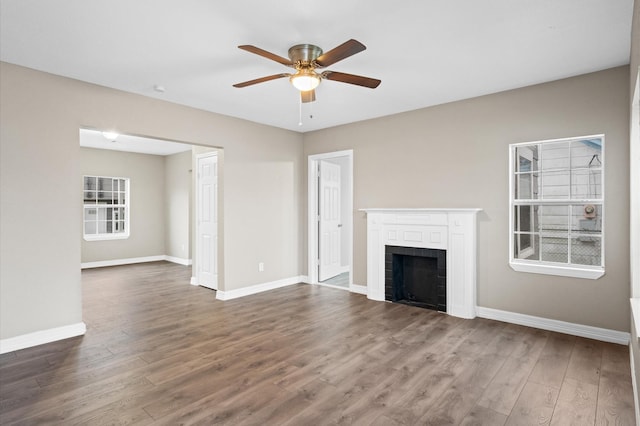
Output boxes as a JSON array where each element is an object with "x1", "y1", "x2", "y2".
[{"x1": 290, "y1": 70, "x2": 320, "y2": 91}]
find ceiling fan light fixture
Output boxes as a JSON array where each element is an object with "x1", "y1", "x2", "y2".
[{"x1": 290, "y1": 69, "x2": 320, "y2": 91}]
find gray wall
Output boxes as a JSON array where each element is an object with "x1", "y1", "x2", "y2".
[
  {"x1": 164, "y1": 150, "x2": 192, "y2": 261},
  {"x1": 0, "y1": 61, "x2": 304, "y2": 340},
  {"x1": 303, "y1": 66, "x2": 630, "y2": 332},
  {"x1": 80, "y1": 147, "x2": 166, "y2": 263}
]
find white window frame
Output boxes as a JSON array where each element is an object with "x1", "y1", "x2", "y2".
[
  {"x1": 509, "y1": 135, "x2": 605, "y2": 279},
  {"x1": 83, "y1": 175, "x2": 130, "y2": 241}
]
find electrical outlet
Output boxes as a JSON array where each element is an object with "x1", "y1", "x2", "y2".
[{"x1": 258, "y1": 262, "x2": 264, "y2": 272}]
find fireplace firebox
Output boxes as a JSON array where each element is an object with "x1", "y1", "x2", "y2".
[{"x1": 385, "y1": 246, "x2": 446, "y2": 312}]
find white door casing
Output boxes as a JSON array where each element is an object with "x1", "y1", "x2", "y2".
[
  {"x1": 196, "y1": 152, "x2": 218, "y2": 290},
  {"x1": 319, "y1": 160, "x2": 341, "y2": 281}
]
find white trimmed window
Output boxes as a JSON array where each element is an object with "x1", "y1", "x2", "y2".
[
  {"x1": 83, "y1": 176, "x2": 130, "y2": 241},
  {"x1": 509, "y1": 135, "x2": 604, "y2": 279}
]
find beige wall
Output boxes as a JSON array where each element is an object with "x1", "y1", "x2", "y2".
[
  {"x1": 304, "y1": 66, "x2": 630, "y2": 332},
  {"x1": 165, "y1": 150, "x2": 192, "y2": 261},
  {"x1": 80, "y1": 147, "x2": 166, "y2": 263},
  {"x1": 0, "y1": 62, "x2": 303, "y2": 340}
]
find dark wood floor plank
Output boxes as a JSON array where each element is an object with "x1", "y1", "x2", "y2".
[{"x1": 0, "y1": 261, "x2": 634, "y2": 425}]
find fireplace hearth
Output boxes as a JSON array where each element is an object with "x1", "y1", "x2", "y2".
[{"x1": 385, "y1": 246, "x2": 446, "y2": 312}]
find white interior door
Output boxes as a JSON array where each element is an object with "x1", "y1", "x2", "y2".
[
  {"x1": 196, "y1": 153, "x2": 218, "y2": 290},
  {"x1": 319, "y1": 160, "x2": 341, "y2": 281}
]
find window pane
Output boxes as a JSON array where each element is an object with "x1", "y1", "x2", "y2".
[
  {"x1": 571, "y1": 205, "x2": 602, "y2": 234},
  {"x1": 514, "y1": 205, "x2": 539, "y2": 232},
  {"x1": 84, "y1": 221, "x2": 96, "y2": 234},
  {"x1": 571, "y1": 139, "x2": 602, "y2": 168},
  {"x1": 540, "y1": 142, "x2": 570, "y2": 171},
  {"x1": 119, "y1": 192, "x2": 126, "y2": 204},
  {"x1": 539, "y1": 170, "x2": 570, "y2": 199},
  {"x1": 516, "y1": 173, "x2": 538, "y2": 199},
  {"x1": 540, "y1": 232, "x2": 568, "y2": 263},
  {"x1": 84, "y1": 208, "x2": 97, "y2": 220},
  {"x1": 120, "y1": 179, "x2": 126, "y2": 191},
  {"x1": 571, "y1": 169, "x2": 602, "y2": 200},
  {"x1": 516, "y1": 145, "x2": 538, "y2": 171},
  {"x1": 97, "y1": 220, "x2": 108, "y2": 233},
  {"x1": 514, "y1": 234, "x2": 539, "y2": 260},
  {"x1": 84, "y1": 191, "x2": 96, "y2": 203},
  {"x1": 571, "y1": 236, "x2": 602, "y2": 266},
  {"x1": 98, "y1": 177, "x2": 113, "y2": 191},
  {"x1": 97, "y1": 191, "x2": 112, "y2": 204},
  {"x1": 84, "y1": 176, "x2": 96, "y2": 191},
  {"x1": 115, "y1": 221, "x2": 126, "y2": 233},
  {"x1": 538, "y1": 204, "x2": 568, "y2": 232}
]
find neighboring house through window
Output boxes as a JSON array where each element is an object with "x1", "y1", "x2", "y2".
[
  {"x1": 509, "y1": 135, "x2": 604, "y2": 279},
  {"x1": 83, "y1": 175, "x2": 130, "y2": 240}
]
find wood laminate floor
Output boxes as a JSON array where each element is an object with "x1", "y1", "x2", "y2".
[{"x1": 0, "y1": 261, "x2": 635, "y2": 425}]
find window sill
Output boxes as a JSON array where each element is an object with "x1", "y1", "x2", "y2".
[
  {"x1": 84, "y1": 234, "x2": 130, "y2": 242},
  {"x1": 510, "y1": 261, "x2": 604, "y2": 279}
]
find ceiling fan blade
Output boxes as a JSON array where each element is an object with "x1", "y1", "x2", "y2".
[
  {"x1": 315, "y1": 39, "x2": 366, "y2": 67},
  {"x1": 238, "y1": 45, "x2": 293, "y2": 66},
  {"x1": 233, "y1": 73, "x2": 290, "y2": 88},
  {"x1": 323, "y1": 71, "x2": 381, "y2": 89},
  {"x1": 301, "y1": 90, "x2": 316, "y2": 103}
]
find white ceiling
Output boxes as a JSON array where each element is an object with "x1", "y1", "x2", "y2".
[
  {"x1": 80, "y1": 128, "x2": 191, "y2": 156},
  {"x1": 0, "y1": 0, "x2": 634, "y2": 133}
]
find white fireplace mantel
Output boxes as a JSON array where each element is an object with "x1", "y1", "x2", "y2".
[{"x1": 360, "y1": 208, "x2": 482, "y2": 319}]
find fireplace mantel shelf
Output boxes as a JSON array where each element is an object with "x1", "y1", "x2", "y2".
[
  {"x1": 360, "y1": 208, "x2": 482, "y2": 213},
  {"x1": 361, "y1": 208, "x2": 482, "y2": 319}
]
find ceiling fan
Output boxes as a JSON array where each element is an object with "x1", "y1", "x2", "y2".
[{"x1": 233, "y1": 39, "x2": 381, "y2": 103}]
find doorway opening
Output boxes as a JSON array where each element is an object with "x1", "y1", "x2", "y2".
[
  {"x1": 308, "y1": 150, "x2": 353, "y2": 291},
  {"x1": 78, "y1": 128, "x2": 221, "y2": 292}
]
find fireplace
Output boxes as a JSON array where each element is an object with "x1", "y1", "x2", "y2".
[
  {"x1": 361, "y1": 208, "x2": 481, "y2": 319},
  {"x1": 385, "y1": 246, "x2": 446, "y2": 312}
]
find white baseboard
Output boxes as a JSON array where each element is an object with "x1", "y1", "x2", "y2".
[
  {"x1": 476, "y1": 306, "x2": 630, "y2": 345},
  {"x1": 81, "y1": 255, "x2": 192, "y2": 269},
  {"x1": 0, "y1": 322, "x2": 86, "y2": 354},
  {"x1": 349, "y1": 284, "x2": 367, "y2": 295},
  {"x1": 190, "y1": 276, "x2": 198, "y2": 286},
  {"x1": 165, "y1": 256, "x2": 192, "y2": 266},
  {"x1": 216, "y1": 276, "x2": 305, "y2": 301}
]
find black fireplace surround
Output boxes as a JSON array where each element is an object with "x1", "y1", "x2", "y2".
[{"x1": 385, "y1": 245, "x2": 447, "y2": 312}]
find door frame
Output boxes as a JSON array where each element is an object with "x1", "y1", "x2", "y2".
[
  {"x1": 307, "y1": 150, "x2": 353, "y2": 288},
  {"x1": 195, "y1": 151, "x2": 218, "y2": 290}
]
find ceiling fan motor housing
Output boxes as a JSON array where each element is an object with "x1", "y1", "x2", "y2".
[{"x1": 288, "y1": 44, "x2": 323, "y2": 67}]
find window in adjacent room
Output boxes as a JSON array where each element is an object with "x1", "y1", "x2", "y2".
[
  {"x1": 83, "y1": 176, "x2": 130, "y2": 240},
  {"x1": 509, "y1": 135, "x2": 604, "y2": 279}
]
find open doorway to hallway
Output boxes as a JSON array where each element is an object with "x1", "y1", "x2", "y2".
[{"x1": 308, "y1": 150, "x2": 353, "y2": 291}]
